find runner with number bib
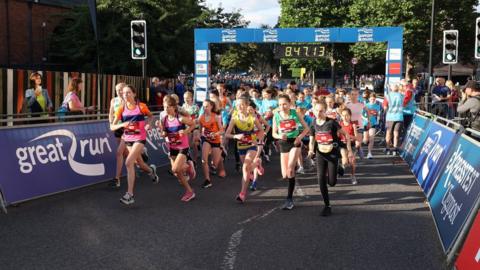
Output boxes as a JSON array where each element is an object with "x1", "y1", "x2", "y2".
[{"x1": 362, "y1": 93, "x2": 382, "y2": 159}]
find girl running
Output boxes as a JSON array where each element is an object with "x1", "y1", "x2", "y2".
[
  {"x1": 198, "y1": 100, "x2": 225, "y2": 188},
  {"x1": 159, "y1": 95, "x2": 197, "y2": 202},
  {"x1": 110, "y1": 85, "x2": 158, "y2": 205},
  {"x1": 362, "y1": 93, "x2": 382, "y2": 159},
  {"x1": 225, "y1": 96, "x2": 265, "y2": 203},
  {"x1": 248, "y1": 101, "x2": 270, "y2": 191},
  {"x1": 272, "y1": 94, "x2": 310, "y2": 210},
  {"x1": 182, "y1": 91, "x2": 201, "y2": 162},
  {"x1": 308, "y1": 102, "x2": 353, "y2": 216},
  {"x1": 260, "y1": 88, "x2": 278, "y2": 162},
  {"x1": 108, "y1": 82, "x2": 126, "y2": 188},
  {"x1": 339, "y1": 108, "x2": 358, "y2": 184}
]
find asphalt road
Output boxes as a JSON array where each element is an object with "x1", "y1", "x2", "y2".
[{"x1": 0, "y1": 147, "x2": 446, "y2": 270}]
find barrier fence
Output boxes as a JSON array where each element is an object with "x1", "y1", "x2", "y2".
[
  {"x1": 0, "y1": 118, "x2": 171, "y2": 214},
  {"x1": 400, "y1": 110, "x2": 480, "y2": 269}
]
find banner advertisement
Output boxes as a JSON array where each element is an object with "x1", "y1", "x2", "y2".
[
  {"x1": 144, "y1": 127, "x2": 171, "y2": 168},
  {"x1": 455, "y1": 211, "x2": 480, "y2": 270},
  {"x1": 0, "y1": 121, "x2": 117, "y2": 204},
  {"x1": 411, "y1": 121, "x2": 457, "y2": 195},
  {"x1": 429, "y1": 135, "x2": 480, "y2": 252},
  {"x1": 401, "y1": 114, "x2": 432, "y2": 166}
]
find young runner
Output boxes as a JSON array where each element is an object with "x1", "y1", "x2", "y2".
[
  {"x1": 182, "y1": 91, "x2": 201, "y2": 162},
  {"x1": 225, "y1": 96, "x2": 265, "y2": 203},
  {"x1": 308, "y1": 102, "x2": 353, "y2": 216},
  {"x1": 362, "y1": 93, "x2": 382, "y2": 159},
  {"x1": 339, "y1": 108, "x2": 358, "y2": 184},
  {"x1": 198, "y1": 100, "x2": 225, "y2": 188},
  {"x1": 108, "y1": 82, "x2": 126, "y2": 188},
  {"x1": 110, "y1": 85, "x2": 158, "y2": 205},
  {"x1": 159, "y1": 95, "x2": 197, "y2": 202},
  {"x1": 272, "y1": 94, "x2": 310, "y2": 210}
]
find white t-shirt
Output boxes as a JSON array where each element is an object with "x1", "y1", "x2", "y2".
[{"x1": 347, "y1": 102, "x2": 365, "y2": 126}]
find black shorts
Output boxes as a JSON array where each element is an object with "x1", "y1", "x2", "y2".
[
  {"x1": 169, "y1": 148, "x2": 189, "y2": 158},
  {"x1": 201, "y1": 137, "x2": 221, "y2": 148},
  {"x1": 114, "y1": 128, "x2": 124, "y2": 138},
  {"x1": 279, "y1": 138, "x2": 301, "y2": 153},
  {"x1": 125, "y1": 140, "x2": 146, "y2": 147}
]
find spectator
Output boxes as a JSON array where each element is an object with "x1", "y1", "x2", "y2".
[
  {"x1": 446, "y1": 80, "x2": 460, "y2": 119},
  {"x1": 149, "y1": 77, "x2": 161, "y2": 109},
  {"x1": 166, "y1": 79, "x2": 175, "y2": 95},
  {"x1": 24, "y1": 72, "x2": 53, "y2": 121},
  {"x1": 458, "y1": 80, "x2": 480, "y2": 131},
  {"x1": 60, "y1": 78, "x2": 93, "y2": 120},
  {"x1": 431, "y1": 77, "x2": 450, "y2": 118},
  {"x1": 175, "y1": 75, "x2": 186, "y2": 105}
]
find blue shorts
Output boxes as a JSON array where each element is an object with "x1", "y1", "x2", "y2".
[{"x1": 238, "y1": 146, "x2": 257, "y2": 156}]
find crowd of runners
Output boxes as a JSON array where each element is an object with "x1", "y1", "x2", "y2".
[{"x1": 108, "y1": 79, "x2": 415, "y2": 216}]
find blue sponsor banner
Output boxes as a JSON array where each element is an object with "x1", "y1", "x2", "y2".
[
  {"x1": 411, "y1": 121, "x2": 457, "y2": 195},
  {"x1": 429, "y1": 134, "x2": 480, "y2": 252},
  {"x1": 144, "y1": 127, "x2": 171, "y2": 168},
  {"x1": 0, "y1": 121, "x2": 117, "y2": 204},
  {"x1": 401, "y1": 114, "x2": 432, "y2": 166}
]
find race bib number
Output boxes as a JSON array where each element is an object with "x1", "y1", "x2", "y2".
[
  {"x1": 125, "y1": 122, "x2": 140, "y2": 135},
  {"x1": 279, "y1": 119, "x2": 297, "y2": 133},
  {"x1": 167, "y1": 132, "x2": 182, "y2": 145},
  {"x1": 239, "y1": 134, "x2": 253, "y2": 146},
  {"x1": 368, "y1": 109, "x2": 378, "y2": 116},
  {"x1": 315, "y1": 131, "x2": 333, "y2": 145},
  {"x1": 204, "y1": 129, "x2": 216, "y2": 141}
]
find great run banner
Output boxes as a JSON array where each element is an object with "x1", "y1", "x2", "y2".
[
  {"x1": 401, "y1": 114, "x2": 432, "y2": 166},
  {"x1": 429, "y1": 134, "x2": 480, "y2": 252},
  {"x1": 411, "y1": 121, "x2": 457, "y2": 195},
  {"x1": 0, "y1": 121, "x2": 117, "y2": 204},
  {"x1": 144, "y1": 127, "x2": 171, "y2": 168}
]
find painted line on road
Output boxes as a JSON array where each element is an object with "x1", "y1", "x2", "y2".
[{"x1": 221, "y1": 229, "x2": 244, "y2": 270}]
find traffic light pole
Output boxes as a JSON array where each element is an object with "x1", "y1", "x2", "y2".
[
  {"x1": 448, "y1": 64, "x2": 452, "y2": 81},
  {"x1": 142, "y1": 59, "x2": 146, "y2": 100},
  {"x1": 428, "y1": 0, "x2": 435, "y2": 94}
]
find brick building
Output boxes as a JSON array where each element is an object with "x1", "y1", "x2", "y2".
[{"x1": 0, "y1": 0, "x2": 85, "y2": 70}]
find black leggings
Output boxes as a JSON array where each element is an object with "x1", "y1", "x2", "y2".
[{"x1": 316, "y1": 151, "x2": 339, "y2": 206}]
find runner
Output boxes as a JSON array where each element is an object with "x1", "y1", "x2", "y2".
[
  {"x1": 108, "y1": 82, "x2": 126, "y2": 188},
  {"x1": 181, "y1": 91, "x2": 201, "y2": 162},
  {"x1": 362, "y1": 93, "x2": 382, "y2": 159},
  {"x1": 260, "y1": 88, "x2": 278, "y2": 162},
  {"x1": 198, "y1": 99, "x2": 225, "y2": 188},
  {"x1": 339, "y1": 108, "x2": 358, "y2": 184},
  {"x1": 225, "y1": 96, "x2": 265, "y2": 203},
  {"x1": 308, "y1": 102, "x2": 353, "y2": 216},
  {"x1": 110, "y1": 85, "x2": 158, "y2": 205},
  {"x1": 248, "y1": 101, "x2": 270, "y2": 191},
  {"x1": 272, "y1": 94, "x2": 310, "y2": 210},
  {"x1": 346, "y1": 89, "x2": 365, "y2": 158},
  {"x1": 159, "y1": 95, "x2": 197, "y2": 202},
  {"x1": 383, "y1": 84, "x2": 405, "y2": 155}
]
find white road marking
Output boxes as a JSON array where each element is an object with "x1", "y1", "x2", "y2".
[{"x1": 222, "y1": 229, "x2": 244, "y2": 270}]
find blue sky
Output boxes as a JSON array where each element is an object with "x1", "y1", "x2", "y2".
[{"x1": 203, "y1": 0, "x2": 280, "y2": 28}]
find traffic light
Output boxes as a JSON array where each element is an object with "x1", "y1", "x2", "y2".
[
  {"x1": 131, "y1": 20, "x2": 147, "y2": 59},
  {"x1": 475, "y1": 18, "x2": 480, "y2": 59},
  {"x1": 442, "y1": 30, "x2": 458, "y2": 64}
]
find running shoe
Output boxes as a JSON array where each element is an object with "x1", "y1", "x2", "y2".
[
  {"x1": 264, "y1": 154, "x2": 271, "y2": 163},
  {"x1": 338, "y1": 165, "x2": 345, "y2": 177},
  {"x1": 202, "y1": 179, "x2": 212, "y2": 189},
  {"x1": 309, "y1": 157, "x2": 316, "y2": 167},
  {"x1": 120, "y1": 192, "x2": 134, "y2": 205},
  {"x1": 281, "y1": 198, "x2": 294, "y2": 210},
  {"x1": 296, "y1": 166, "x2": 305, "y2": 174},
  {"x1": 187, "y1": 160, "x2": 196, "y2": 181},
  {"x1": 392, "y1": 150, "x2": 397, "y2": 156},
  {"x1": 149, "y1": 164, "x2": 159, "y2": 183},
  {"x1": 249, "y1": 180, "x2": 257, "y2": 191},
  {"x1": 108, "y1": 178, "x2": 121, "y2": 188},
  {"x1": 358, "y1": 147, "x2": 364, "y2": 159},
  {"x1": 181, "y1": 190, "x2": 196, "y2": 202},
  {"x1": 321, "y1": 205, "x2": 332, "y2": 216},
  {"x1": 236, "y1": 192, "x2": 246, "y2": 203},
  {"x1": 141, "y1": 148, "x2": 149, "y2": 163},
  {"x1": 210, "y1": 165, "x2": 217, "y2": 175},
  {"x1": 351, "y1": 175, "x2": 358, "y2": 185},
  {"x1": 367, "y1": 152, "x2": 373, "y2": 159}
]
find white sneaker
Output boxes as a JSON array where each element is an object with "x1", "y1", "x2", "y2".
[
  {"x1": 309, "y1": 158, "x2": 316, "y2": 167},
  {"x1": 296, "y1": 166, "x2": 305, "y2": 174},
  {"x1": 367, "y1": 152, "x2": 373, "y2": 159},
  {"x1": 351, "y1": 176, "x2": 358, "y2": 185}
]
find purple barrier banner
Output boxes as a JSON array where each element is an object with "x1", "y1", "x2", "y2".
[
  {"x1": 401, "y1": 114, "x2": 432, "y2": 167},
  {"x1": 0, "y1": 121, "x2": 117, "y2": 204},
  {"x1": 411, "y1": 121, "x2": 458, "y2": 195},
  {"x1": 429, "y1": 134, "x2": 480, "y2": 252}
]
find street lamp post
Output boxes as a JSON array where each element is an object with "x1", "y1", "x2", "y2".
[{"x1": 428, "y1": 0, "x2": 435, "y2": 93}]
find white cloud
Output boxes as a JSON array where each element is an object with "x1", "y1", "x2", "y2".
[{"x1": 203, "y1": 0, "x2": 280, "y2": 27}]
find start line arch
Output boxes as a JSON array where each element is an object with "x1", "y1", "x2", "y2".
[{"x1": 193, "y1": 27, "x2": 403, "y2": 102}]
